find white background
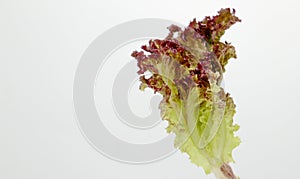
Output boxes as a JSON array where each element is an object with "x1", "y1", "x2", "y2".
[{"x1": 1, "y1": 0, "x2": 300, "y2": 178}]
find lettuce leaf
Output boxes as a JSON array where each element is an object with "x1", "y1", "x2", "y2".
[{"x1": 132, "y1": 8, "x2": 241, "y2": 179}]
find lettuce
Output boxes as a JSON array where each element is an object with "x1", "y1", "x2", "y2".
[{"x1": 132, "y1": 8, "x2": 241, "y2": 179}]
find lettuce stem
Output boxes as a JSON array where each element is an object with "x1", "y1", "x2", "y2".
[{"x1": 213, "y1": 163, "x2": 238, "y2": 179}]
